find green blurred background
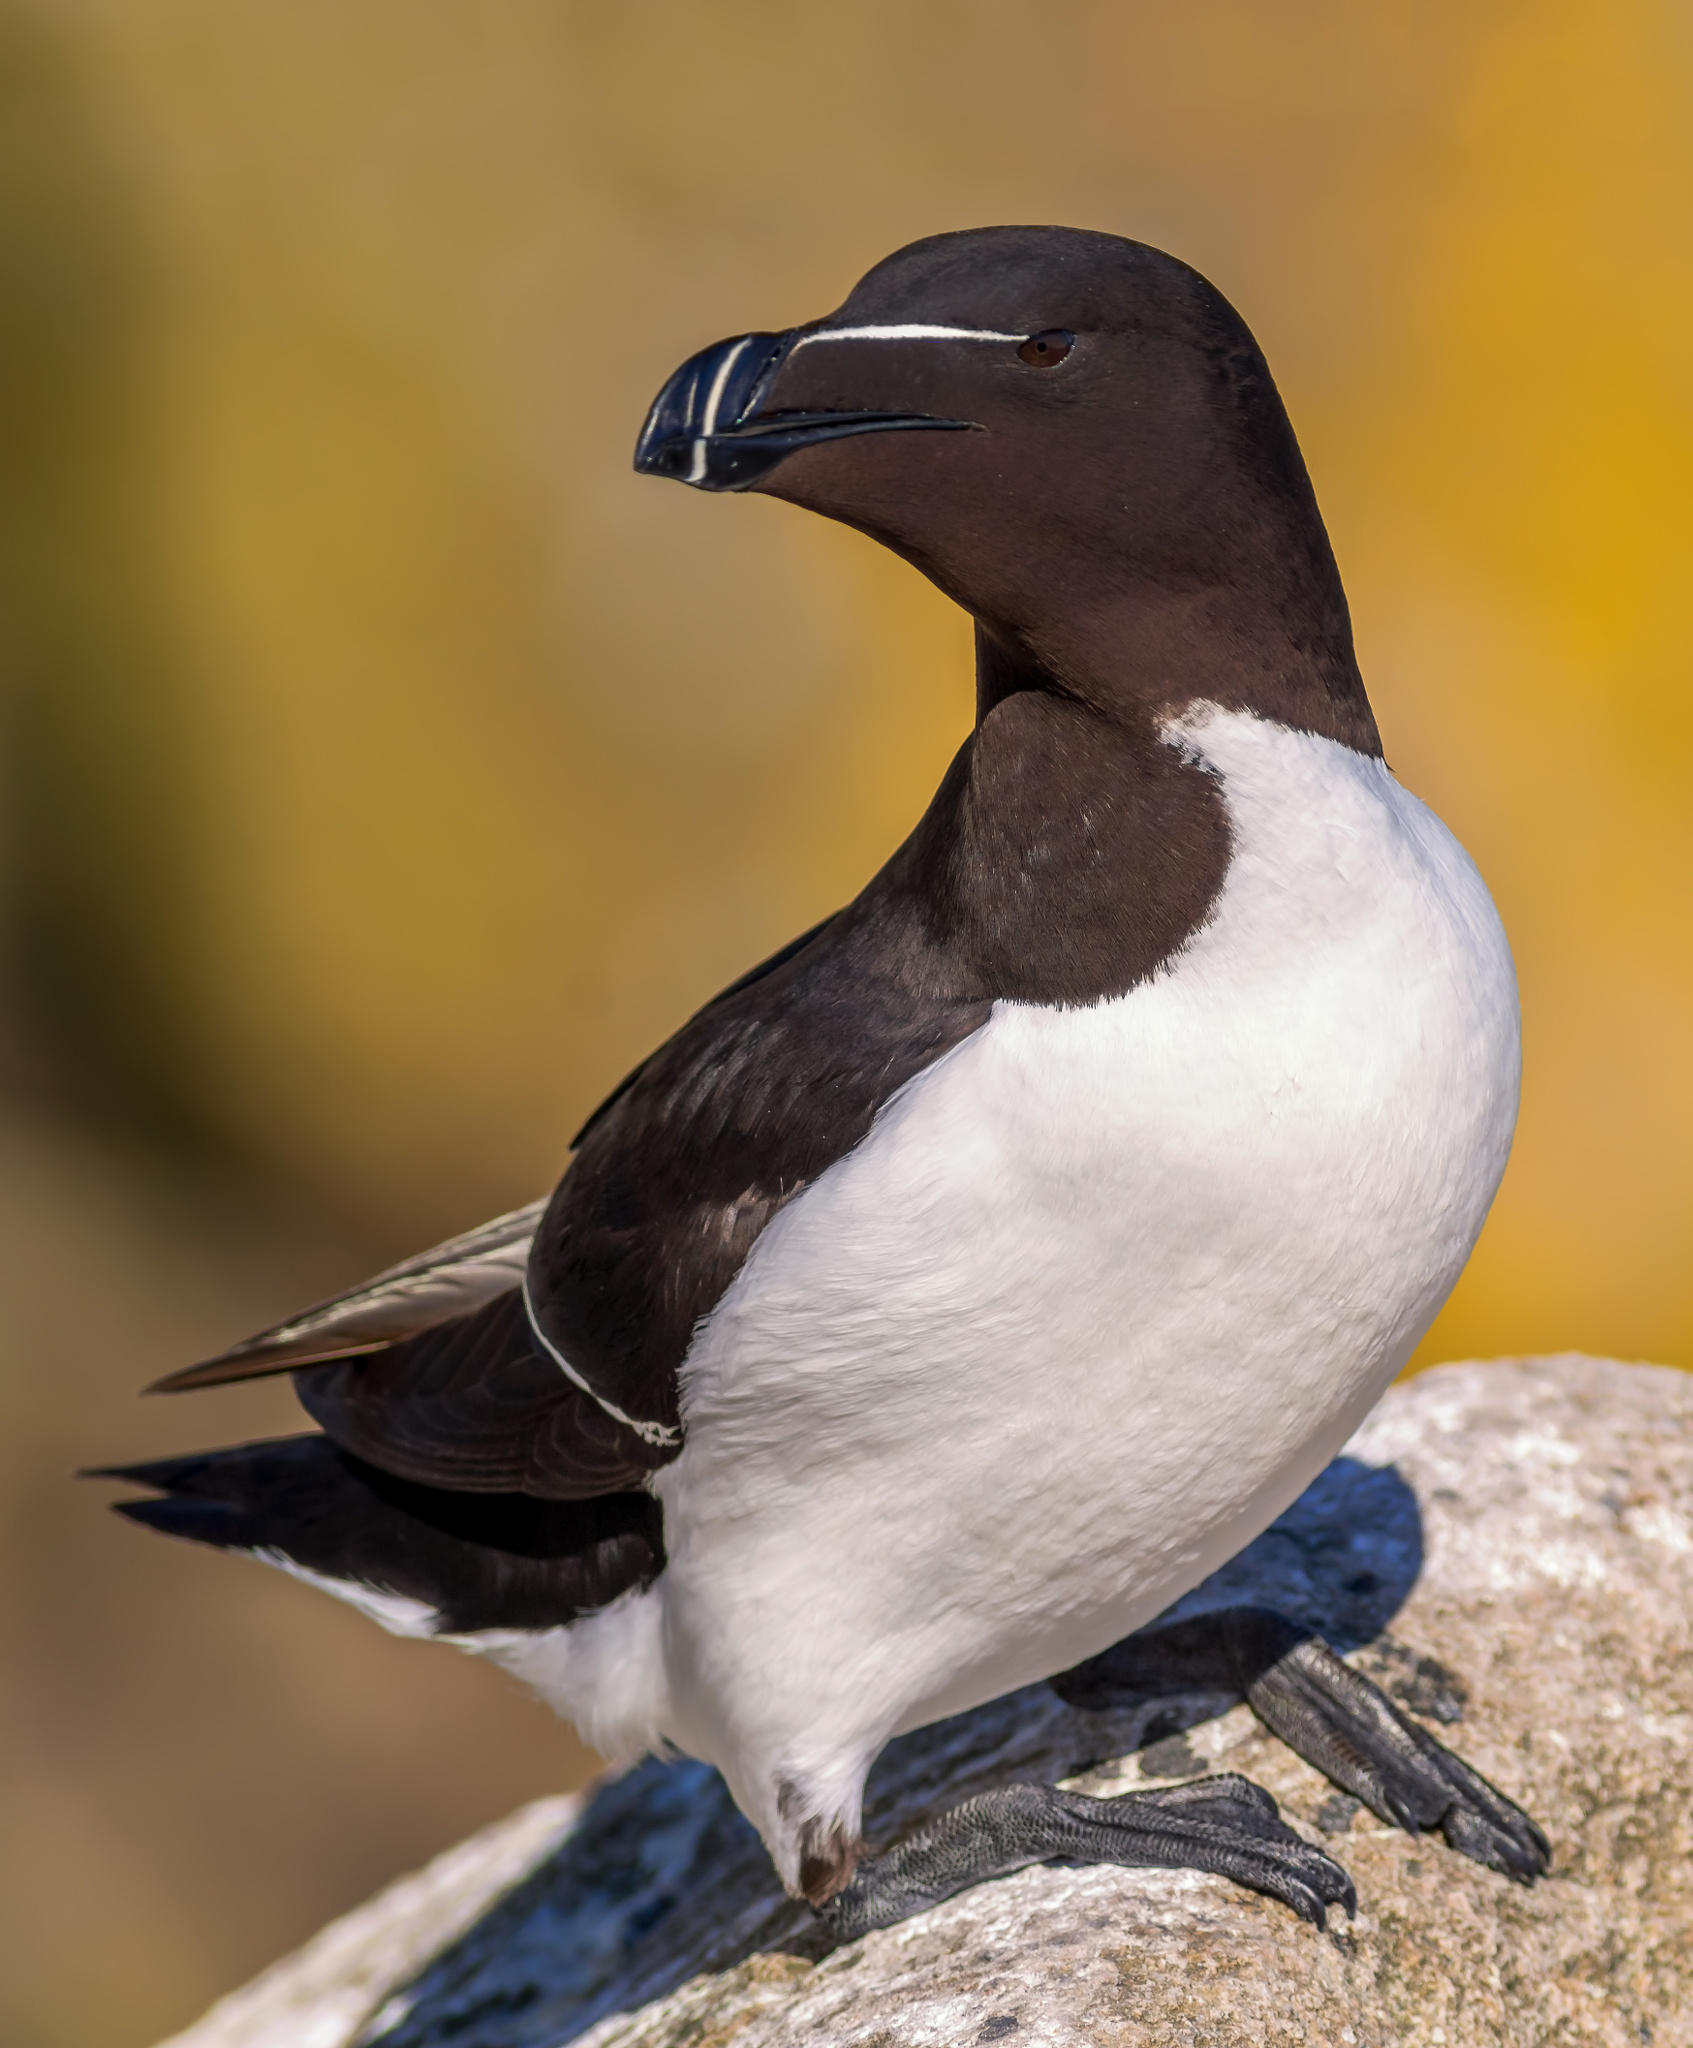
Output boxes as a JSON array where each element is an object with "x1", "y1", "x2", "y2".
[{"x1": 2, "y1": 3, "x2": 1689, "y2": 2043}]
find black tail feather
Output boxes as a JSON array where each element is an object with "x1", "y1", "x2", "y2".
[
  {"x1": 87, "y1": 1448, "x2": 270, "y2": 1502},
  {"x1": 111, "y1": 1492, "x2": 258, "y2": 1546},
  {"x1": 91, "y1": 1434, "x2": 664, "y2": 1634}
]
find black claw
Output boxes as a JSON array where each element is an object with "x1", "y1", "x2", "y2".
[
  {"x1": 1292, "y1": 1885, "x2": 1328, "y2": 1929},
  {"x1": 1257, "y1": 1864, "x2": 1325, "y2": 1926},
  {"x1": 1441, "y1": 1798, "x2": 1550, "y2": 1883},
  {"x1": 1213, "y1": 1837, "x2": 1355, "y2": 1929},
  {"x1": 1281, "y1": 1843, "x2": 1356, "y2": 1925}
]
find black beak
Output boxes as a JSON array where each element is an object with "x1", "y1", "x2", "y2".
[{"x1": 633, "y1": 329, "x2": 975, "y2": 492}]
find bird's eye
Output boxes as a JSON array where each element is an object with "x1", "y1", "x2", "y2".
[{"x1": 1017, "y1": 329, "x2": 1074, "y2": 367}]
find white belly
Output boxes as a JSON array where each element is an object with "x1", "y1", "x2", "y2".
[{"x1": 652, "y1": 706, "x2": 1519, "y2": 1826}]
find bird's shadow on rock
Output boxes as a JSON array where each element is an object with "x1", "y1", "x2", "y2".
[{"x1": 363, "y1": 1455, "x2": 1424, "y2": 2048}]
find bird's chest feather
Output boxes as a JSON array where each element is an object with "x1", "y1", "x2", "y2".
[{"x1": 661, "y1": 710, "x2": 1517, "y2": 1709}]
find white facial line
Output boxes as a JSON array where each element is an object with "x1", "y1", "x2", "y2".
[
  {"x1": 688, "y1": 333, "x2": 759, "y2": 484},
  {"x1": 521, "y1": 1274, "x2": 682, "y2": 1449},
  {"x1": 790, "y1": 323, "x2": 1024, "y2": 349}
]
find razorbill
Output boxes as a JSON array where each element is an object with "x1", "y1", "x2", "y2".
[{"x1": 97, "y1": 227, "x2": 1548, "y2": 1934}]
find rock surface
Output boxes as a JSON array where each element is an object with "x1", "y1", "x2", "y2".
[{"x1": 159, "y1": 1357, "x2": 1693, "y2": 2048}]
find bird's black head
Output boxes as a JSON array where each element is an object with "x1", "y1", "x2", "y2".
[{"x1": 636, "y1": 227, "x2": 1375, "y2": 751}]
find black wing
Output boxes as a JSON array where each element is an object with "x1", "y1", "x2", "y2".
[
  {"x1": 152, "y1": 797, "x2": 989, "y2": 1497},
  {"x1": 291, "y1": 1290, "x2": 666, "y2": 1497},
  {"x1": 153, "y1": 922, "x2": 845, "y2": 1403}
]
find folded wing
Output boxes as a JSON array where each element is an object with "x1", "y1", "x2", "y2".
[
  {"x1": 293, "y1": 1290, "x2": 664, "y2": 1498},
  {"x1": 148, "y1": 791, "x2": 996, "y2": 1494}
]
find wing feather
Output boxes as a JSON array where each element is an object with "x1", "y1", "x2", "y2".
[
  {"x1": 293, "y1": 1291, "x2": 664, "y2": 1499},
  {"x1": 151, "y1": 1198, "x2": 547, "y2": 1391}
]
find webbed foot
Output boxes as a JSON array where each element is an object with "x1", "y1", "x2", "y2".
[
  {"x1": 1054, "y1": 1606, "x2": 1549, "y2": 1885},
  {"x1": 820, "y1": 1773, "x2": 1355, "y2": 1940}
]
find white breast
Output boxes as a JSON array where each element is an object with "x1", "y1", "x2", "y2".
[{"x1": 652, "y1": 706, "x2": 1520, "y2": 1834}]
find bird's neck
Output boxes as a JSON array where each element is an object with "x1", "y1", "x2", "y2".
[{"x1": 972, "y1": 548, "x2": 1380, "y2": 760}]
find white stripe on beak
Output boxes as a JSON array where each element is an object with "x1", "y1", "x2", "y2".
[{"x1": 688, "y1": 333, "x2": 760, "y2": 485}]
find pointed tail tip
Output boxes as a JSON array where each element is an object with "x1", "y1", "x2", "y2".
[
  {"x1": 80, "y1": 1454, "x2": 256, "y2": 1548},
  {"x1": 77, "y1": 1450, "x2": 223, "y2": 1496},
  {"x1": 78, "y1": 1458, "x2": 162, "y2": 1487},
  {"x1": 107, "y1": 1491, "x2": 246, "y2": 1545},
  {"x1": 107, "y1": 1493, "x2": 170, "y2": 1526}
]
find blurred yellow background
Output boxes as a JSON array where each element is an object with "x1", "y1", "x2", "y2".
[{"x1": 2, "y1": 3, "x2": 1689, "y2": 2043}]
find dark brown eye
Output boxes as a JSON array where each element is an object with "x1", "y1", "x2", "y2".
[{"x1": 1017, "y1": 329, "x2": 1074, "y2": 367}]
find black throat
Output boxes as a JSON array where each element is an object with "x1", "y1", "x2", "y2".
[{"x1": 882, "y1": 624, "x2": 1234, "y2": 1008}]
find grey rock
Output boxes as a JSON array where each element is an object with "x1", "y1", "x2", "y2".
[{"x1": 159, "y1": 1357, "x2": 1693, "y2": 2048}]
